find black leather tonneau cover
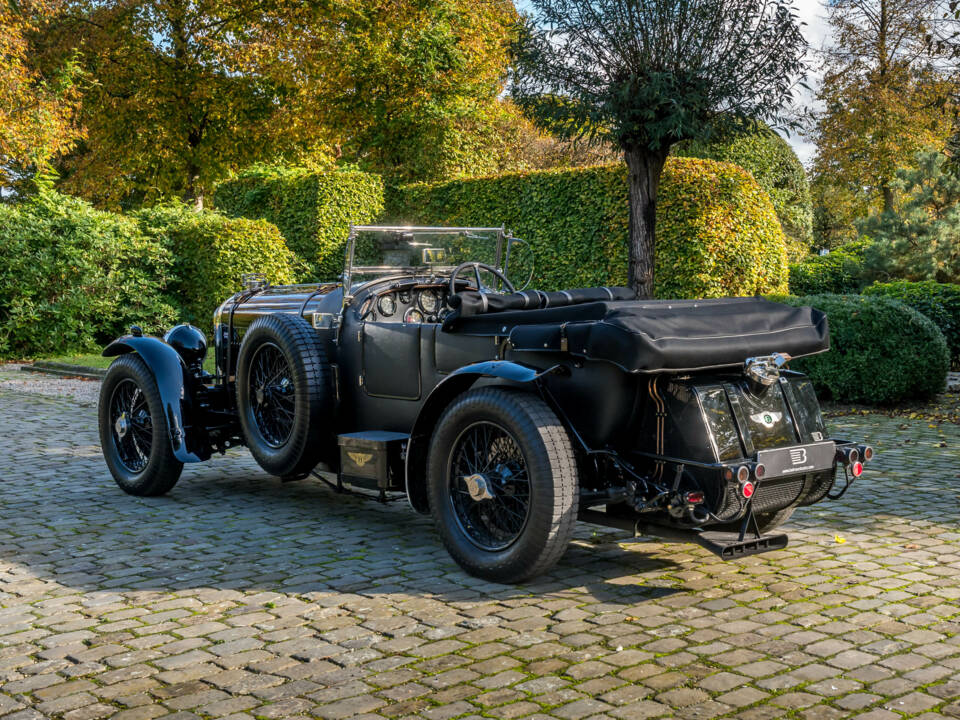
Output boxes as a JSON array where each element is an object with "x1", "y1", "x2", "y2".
[{"x1": 445, "y1": 297, "x2": 829, "y2": 372}]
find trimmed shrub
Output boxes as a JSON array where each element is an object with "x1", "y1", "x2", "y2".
[
  {"x1": 656, "y1": 158, "x2": 789, "y2": 298},
  {"x1": 387, "y1": 158, "x2": 789, "y2": 297},
  {"x1": 779, "y1": 294, "x2": 948, "y2": 404},
  {"x1": 135, "y1": 203, "x2": 297, "y2": 329},
  {"x1": 674, "y1": 120, "x2": 813, "y2": 259},
  {"x1": 0, "y1": 192, "x2": 177, "y2": 358},
  {"x1": 214, "y1": 167, "x2": 384, "y2": 280},
  {"x1": 864, "y1": 280, "x2": 960, "y2": 366},
  {"x1": 788, "y1": 241, "x2": 869, "y2": 295}
]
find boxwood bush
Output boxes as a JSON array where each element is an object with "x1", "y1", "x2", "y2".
[
  {"x1": 135, "y1": 203, "x2": 297, "y2": 329},
  {"x1": 0, "y1": 192, "x2": 177, "y2": 359},
  {"x1": 214, "y1": 167, "x2": 384, "y2": 280},
  {"x1": 863, "y1": 280, "x2": 960, "y2": 366},
  {"x1": 387, "y1": 158, "x2": 789, "y2": 297},
  {"x1": 780, "y1": 294, "x2": 949, "y2": 404}
]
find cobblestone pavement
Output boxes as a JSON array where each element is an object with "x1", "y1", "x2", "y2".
[{"x1": 1, "y1": 385, "x2": 960, "y2": 720}]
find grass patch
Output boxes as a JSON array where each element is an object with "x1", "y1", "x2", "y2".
[{"x1": 40, "y1": 353, "x2": 217, "y2": 373}]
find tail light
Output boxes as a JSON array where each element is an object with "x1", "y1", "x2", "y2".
[
  {"x1": 754, "y1": 463, "x2": 766, "y2": 479},
  {"x1": 860, "y1": 445, "x2": 874, "y2": 462},
  {"x1": 851, "y1": 461, "x2": 864, "y2": 477},
  {"x1": 741, "y1": 481, "x2": 755, "y2": 498},
  {"x1": 836, "y1": 447, "x2": 859, "y2": 465},
  {"x1": 684, "y1": 491, "x2": 705, "y2": 505},
  {"x1": 736, "y1": 465, "x2": 750, "y2": 483}
]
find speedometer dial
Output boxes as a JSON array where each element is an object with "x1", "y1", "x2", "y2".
[
  {"x1": 378, "y1": 293, "x2": 397, "y2": 317},
  {"x1": 404, "y1": 308, "x2": 424, "y2": 324},
  {"x1": 418, "y1": 289, "x2": 440, "y2": 314}
]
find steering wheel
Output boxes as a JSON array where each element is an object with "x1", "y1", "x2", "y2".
[{"x1": 448, "y1": 261, "x2": 515, "y2": 298}]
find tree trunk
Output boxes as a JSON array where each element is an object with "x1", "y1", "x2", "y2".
[
  {"x1": 881, "y1": 182, "x2": 894, "y2": 214},
  {"x1": 624, "y1": 146, "x2": 669, "y2": 299}
]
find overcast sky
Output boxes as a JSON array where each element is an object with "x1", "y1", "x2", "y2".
[{"x1": 515, "y1": 0, "x2": 833, "y2": 166}]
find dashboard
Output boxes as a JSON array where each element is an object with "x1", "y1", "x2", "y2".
[{"x1": 360, "y1": 284, "x2": 452, "y2": 324}]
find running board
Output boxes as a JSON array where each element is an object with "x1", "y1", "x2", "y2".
[{"x1": 578, "y1": 509, "x2": 788, "y2": 559}]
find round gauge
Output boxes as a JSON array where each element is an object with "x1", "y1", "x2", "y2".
[
  {"x1": 404, "y1": 308, "x2": 424, "y2": 324},
  {"x1": 377, "y1": 293, "x2": 397, "y2": 317},
  {"x1": 398, "y1": 289, "x2": 412, "y2": 304},
  {"x1": 419, "y1": 289, "x2": 440, "y2": 314}
]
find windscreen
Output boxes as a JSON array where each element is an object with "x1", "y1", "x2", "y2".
[{"x1": 351, "y1": 228, "x2": 503, "y2": 283}]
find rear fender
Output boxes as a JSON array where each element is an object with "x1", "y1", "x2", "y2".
[
  {"x1": 103, "y1": 336, "x2": 207, "y2": 463},
  {"x1": 404, "y1": 361, "x2": 562, "y2": 513}
]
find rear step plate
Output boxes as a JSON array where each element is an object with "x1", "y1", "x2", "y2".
[
  {"x1": 578, "y1": 509, "x2": 789, "y2": 559},
  {"x1": 693, "y1": 531, "x2": 788, "y2": 558}
]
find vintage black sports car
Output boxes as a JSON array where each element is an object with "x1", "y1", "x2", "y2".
[{"x1": 98, "y1": 225, "x2": 872, "y2": 583}]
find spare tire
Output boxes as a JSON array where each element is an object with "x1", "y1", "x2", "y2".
[{"x1": 236, "y1": 313, "x2": 332, "y2": 477}]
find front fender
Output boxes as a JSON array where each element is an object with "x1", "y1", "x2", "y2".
[
  {"x1": 404, "y1": 361, "x2": 561, "y2": 513},
  {"x1": 103, "y1": 336, "x2": 207, "y2": 463}
]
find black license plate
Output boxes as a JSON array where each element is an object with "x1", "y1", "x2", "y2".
[{"x1": 757, "y1": 441, "x2": 835, "y2": 477}]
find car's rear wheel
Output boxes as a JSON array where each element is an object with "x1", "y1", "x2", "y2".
[
  {"x1": 427, "y1": 388, "x2": 578, "y2": 583},
  {"x1": 99, "y1": 354, "x2": 183, "y2": 496},
  {"x1": 236, "y1": 314, "x2": 332, "y2": 477}
]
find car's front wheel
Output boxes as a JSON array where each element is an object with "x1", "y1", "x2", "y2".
[
  {"x1": 427, "y1": 388, "x2": 578, "y2": 583},
  {"x1": 99, "y1": 354, "x2": 183, "y2": 496}
]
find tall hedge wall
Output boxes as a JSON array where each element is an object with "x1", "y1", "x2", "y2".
[
  {"x1": 387, "y1": 158, "x2": 789, "y2": 297},
  {"x1": 214, "y1": 168, "x2": 384, "y2": 280}
]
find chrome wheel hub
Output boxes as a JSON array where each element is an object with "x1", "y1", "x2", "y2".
[
  {"x1": 462, "y1": 473, "x2": 495, "y2": 502},
  {"x1": 115, "y1": 412, "x2": 130, "y2": 439}
]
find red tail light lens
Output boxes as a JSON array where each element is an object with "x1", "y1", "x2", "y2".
[
  {"x1": 754, "y1": 463, "x2": 766, "y2": 479},
  {"x1": 684, "y1": 491, "x2": 705, "y2": 504},
  {"x1": 851, "y1": 461, "x2": 863, "y2": 477},
  {"x1": 741, "y1": 481, "x2": 755, "y2": 498}
]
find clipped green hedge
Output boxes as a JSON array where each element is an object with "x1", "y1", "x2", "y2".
[
  {"x1": 387, "y1": 158, "x2": 789, "y2": 297},
  {"x1": 781, "y1": 294, "x2": 948, "y2": 404},
  {"x1": 214, "y1": 168, "x2": 384, "y2": 280},
  {"x1": 674, "y1": 120, "x2": 813, "y2": 259},
  {"x1": 788, "y1": 241, "x2": 869, "y2": 295},
  {"x1": 864, "y1": 280, "x2": 960, "y2": 366},
  {"x1": 0, "y1": 192, "x2": 177, "y2": 358},
  {"x1": 135, "y1": 203, "x2": 297, "y2": 329}
]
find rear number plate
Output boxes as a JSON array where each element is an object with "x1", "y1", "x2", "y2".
[{"x1": 758, "y1": 441, "x2": 835, "y2": 477}]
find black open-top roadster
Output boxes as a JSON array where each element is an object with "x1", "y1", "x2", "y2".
[{"x1": 99, "y1": 225, "x2": 872, "y2": 583}]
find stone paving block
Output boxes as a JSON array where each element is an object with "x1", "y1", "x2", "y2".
[{"x1": 2, "y1": 388, "x2": 960, "y2": 720}]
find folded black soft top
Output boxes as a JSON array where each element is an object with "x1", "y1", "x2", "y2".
[{"x1": 444, "y1": 296, "x2": 829, "y2": 372}]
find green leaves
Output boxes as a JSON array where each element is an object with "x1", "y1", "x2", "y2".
[
  {"x1": 214, "y1": 168, "x2": 384, "y2": 281},
  {"x1": 784, "y1": 294, "x2": 950, "y2": 404},
  {"x1": 386, "y1": 157, "x2": 789, "y2": 298},
  {"x1": 511, "y1": 0, "x2": 808, "y2": 153},
  {"x1": 860, "y1": 150, "x2": 960, "y2": 286},
  {"x1": 0, "y1": 191, "x2": 176, "y2": 358},
  {"x1": 135, "y1": 201, "x2": 297, "y2": 330}
]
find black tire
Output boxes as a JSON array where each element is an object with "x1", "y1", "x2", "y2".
[
  {"x1": 99, "y1": 354, "x2": 183, "y2": 496},
  {"x1": 716, "y1": 506, "x2": 796, "y2": 534},
  {"x1": 427, "y1": 388, "x2": 578, "y2": 583},
  {"x1": 236, "y1": 313, "x2": 332, "y2": 477}
]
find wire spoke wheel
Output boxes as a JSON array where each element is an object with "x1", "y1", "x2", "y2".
[
  {"x1": 249, "y1": 342, "x2": 296, "y2": 448},
  {"x1": 447, "y1": 421, "x2": 531, "y2": 551},
  {"x1": 109, "y1": 378, "x2": 153, "y2": 474}
]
